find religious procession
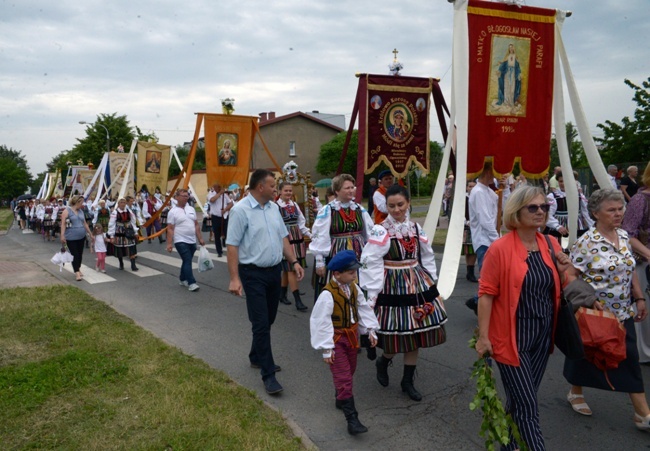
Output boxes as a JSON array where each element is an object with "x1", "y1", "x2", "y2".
[{"x1": 5, "y1": 1, "x2": 650, "y2": 450}]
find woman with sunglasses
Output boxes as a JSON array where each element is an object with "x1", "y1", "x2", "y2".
[{"x1": 475, "y1": 185, "x2": 571, "y2": 451}]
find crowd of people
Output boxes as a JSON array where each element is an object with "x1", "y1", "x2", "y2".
[
  {"x1": 9, "y1": 162, "x2": 650, "y2": 445},
  {"x1": 466, "y1": 162, "x2": 650, "y2": 449}
]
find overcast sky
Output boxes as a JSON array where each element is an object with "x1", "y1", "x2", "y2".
[{"x1": 1, "y1": 0, "x2": 648, "y2": 177}]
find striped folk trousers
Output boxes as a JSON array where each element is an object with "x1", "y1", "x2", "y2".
[
  {"x1": 496, "y1": 315, "x2": 553, "y2": 451},
  {"x1": 330, "y1": 333, "x2": 358, "y2": 400}
]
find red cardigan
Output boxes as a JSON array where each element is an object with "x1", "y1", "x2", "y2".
[{"x1": 478, "y1": 231, "x2": 563, "y2": 366}]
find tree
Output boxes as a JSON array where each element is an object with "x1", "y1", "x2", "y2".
[
  {"x1": 46, "y1": 113, "x2": 138, "y2": 173},
  {"x1": 597, "y1": 77, "x2": 650, "y2": 164},
  {"x1": 0, "y1": 145, "x2": 33, "y2": 200},
  {"x1": 317, "y1": 131, "x2": 359, "y2": 177},
  {"x1": 550, "y1": 122, "x2": 587, "y2": 170},
  {"x1": 169, "y1": 141, "x2": 206, "y2": 178}
]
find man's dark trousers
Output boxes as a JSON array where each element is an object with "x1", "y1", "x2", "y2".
[
  {"x1": 211, "y1": 215, "x2": 227, "y2": 255},
  {"x1": 239, "y1": 263, "x2": 282, "y2": 380}
]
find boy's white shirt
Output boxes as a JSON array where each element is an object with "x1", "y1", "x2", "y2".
[{"x1": 309, "y1": 276, "x2": 379, "y2": 359}]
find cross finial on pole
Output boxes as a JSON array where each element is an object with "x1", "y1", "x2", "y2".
[{"x1": 392, "y1": 48, "x2": 399, "y2": 62}]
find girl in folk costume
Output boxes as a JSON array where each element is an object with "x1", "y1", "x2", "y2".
[
  {"x1": 41, "y1": 199, "x2": 56, "y2": 241},
  {"x1": 359, "y1": 185, "x2": 447, "y2": 402},
  {"x1": 107, "y1": 197, "x2": 139, "y2": 271},
  {"x1": 92, "y1": 199, "x2": 111, "y2": 231},
  {"x1": 276, "y1": 182, "x2": 312, "y2": 311},
  {"x1": 54, "y1": 199, "x2": 65, "y2": 238},
  {"x1": 310, "y1": 174, "x2": 373, "y2": 299}
]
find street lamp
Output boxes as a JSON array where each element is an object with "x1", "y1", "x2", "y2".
[{"x1": 79, "y1": 121, "x2": 110, "y2": 153}]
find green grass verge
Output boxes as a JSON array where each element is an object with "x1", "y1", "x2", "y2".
[
  {"x1": 0, "y1": 208, "x2": 14, "y2": 232},
  {"x1": 0, "y1": 286, "x2": 304, "y2": 450}
]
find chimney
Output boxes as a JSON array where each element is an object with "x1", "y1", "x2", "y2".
[
  {"x1": 268, "y1": 111, "x2": 276, "y2": 120},
  {"x1": 259, "y1": 112, "x2": 268, "y2": 122}
]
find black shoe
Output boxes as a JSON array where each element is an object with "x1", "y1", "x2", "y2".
[
  {"x1": 279, "y1": 286, "x2": 291, "y2": 305},
  {"x1": 131, "y1": 260, "x2": 139, "y2": 271},
  {"x1": 401, "y1": 365, "x2": 422, "y2": 401},
  {"x1": 465, "y1": 298, "x2": 478, "y2": 315},
  {"x1": 466, "y1": 273, "x2": 478, "y2": 283},
  {"x1": 263, "y1": 376, "x2": 283, "y2": 395},
  {"x1": 293, "y1": 290, "x2": 308, "y2": 311},
  {"x1": 340, "y1": 397, "x2": 368, "y2": 435},
  {"x1": 250, "y1": 363, "x2": 282, "y2": 372},
  {"x1": 376, "y1": 355, "x2": 392, "y2": 387},
  {"x1": 159, "y1": 239, "x2": 166, "y2": 243}
]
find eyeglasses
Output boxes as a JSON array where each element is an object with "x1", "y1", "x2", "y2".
[{"x1": 523, "y1": 203, "x2": 550, "y2": 213}]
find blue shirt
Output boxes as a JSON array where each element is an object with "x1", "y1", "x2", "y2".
[{"x1": 226, "y1": 195, "x2": 288, "y2": 267}]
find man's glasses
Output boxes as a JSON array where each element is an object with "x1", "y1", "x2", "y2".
[{"x1": 523, "y1": 203, "x2": 550, "y2": 213}]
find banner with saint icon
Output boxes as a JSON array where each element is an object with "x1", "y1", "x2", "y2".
[
  {"x1": 108, "y1": 152, "x2": 135, "y2": 198},
  {"x1": 136, "y1": 142, "x2": 170, "y2": 194},
  {"x1": 203, "y1": 113, "x2": 255, "y2": 189},
  {"x1": 466, "y1": 0, "x2": 555, "y2": 176},
  {"x1": 359, "y1": 74, "x2": 432, "y2": 178}
]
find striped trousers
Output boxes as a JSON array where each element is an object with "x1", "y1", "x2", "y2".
[
  {"x1": 496, "y1": 315, "x2": 553, "y2": 451},
  {"x1": 330, "y1": 333, "x2": 358, "y2": 400}
]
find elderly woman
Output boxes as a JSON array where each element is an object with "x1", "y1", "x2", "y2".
[
  {"x1": 108, "y1": 197, "x2": 139, "y2": 272},
  {"x1": 622, "y1": 164, "x2": 650, "y2": 363},
  {"x1": 309, "y1": 174, "x2": 373, "y2": 298},
  {"x1": 60, "y1": 195, "x2": 94, "y2": 281},
  {"x1": 565, "y1": 189, "x2": 650, "y2": 431},
  {"x1": 475, "y1": 186, "x2": 570, "y2": 450},
  {"x1": 360, "y1": 185, "x2": 446, "y2": 402}
]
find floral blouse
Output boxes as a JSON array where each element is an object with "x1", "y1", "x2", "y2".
[{"x1": 570, "y1": 226, "x2": 636, "y2": 321}]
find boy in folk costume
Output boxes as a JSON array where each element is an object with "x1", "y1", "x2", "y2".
[{"x1": 310, "y1": 250, "x2": 379, "y2": 435}]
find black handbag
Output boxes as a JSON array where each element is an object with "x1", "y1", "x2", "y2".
[{"x1": 545, "y1": 236, "x2": 585, "y2": 360}]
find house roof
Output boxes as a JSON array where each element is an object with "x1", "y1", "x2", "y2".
[{"x1": 259, "y1": 111, "x2": 344, "y2": 132}]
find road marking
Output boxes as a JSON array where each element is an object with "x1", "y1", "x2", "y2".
[
  {"x1": 105, "y1": 258, "x2": 163, "y2": 277},
  {"x1": 62, "y1": 263, "x2": 116, "y2": 284},
  {"x1": 137, "y1": 251, "x2": 198, "y2": 269}
]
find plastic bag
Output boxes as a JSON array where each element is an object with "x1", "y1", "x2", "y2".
[
  {"x1": 197, "y1": 245, "x2": 214, "y2": 272},
  {"x1": 51, "y1": 247, "x2": 74, "y2": 272}
]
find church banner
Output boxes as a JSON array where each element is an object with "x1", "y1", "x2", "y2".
[
  {"x1": 359, "y1": 74, "x2": 431, "y2": 178},
  {"x1": 136, "y1": 142, "x2": 170, "y2": 194},
  {"x1": 467, "y1": 0, "x2": 555, "y2": 176},
  {"x1": 203, "y1": 114, "x2": 255, "y2": 189},
  {"x1": 108, "y1": 152, "x2": 135, "y2": 198}
]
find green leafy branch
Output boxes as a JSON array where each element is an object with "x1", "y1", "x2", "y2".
[{"x1": 468, "y1": 334, "x2": 528, "y2": 451}]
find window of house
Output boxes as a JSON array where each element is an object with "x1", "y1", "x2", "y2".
[{"x1": 289, "y1": 141, "x2": 296, "y2": 157}]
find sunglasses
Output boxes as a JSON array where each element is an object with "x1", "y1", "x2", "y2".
[{"x1": 523, "y1": 203, "x2": 550, "y2": 213}]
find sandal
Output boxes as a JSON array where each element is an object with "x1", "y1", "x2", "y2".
[
  {"x1": 634, "y1": 413, "x2": 650, "y2": 431},
  {"x1": 567, "y1": 390, "x2": 592, "y2": 416}
]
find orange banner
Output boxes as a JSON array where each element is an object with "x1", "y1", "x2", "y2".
[{"x1": 202, "y1": 114, "x2": 255, "y2": 189}]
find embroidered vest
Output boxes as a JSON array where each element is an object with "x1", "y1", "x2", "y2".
[{"x1": 322, "y1": 280, "x2": 359, "y2": 329}]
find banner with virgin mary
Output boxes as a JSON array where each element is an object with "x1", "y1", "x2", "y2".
[{"x1": 467, "y1": 0, "x2": 555, "y2": 176}]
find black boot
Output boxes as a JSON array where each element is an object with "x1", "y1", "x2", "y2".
[
  {"x1": 375, "y1": 355, "x2": 392, "y2": 387},
  {"x1": 401, "y1": 365, "x2": 422, "y2": 401},
  {"x1": 340, "y1": 397, "x2": 368, "y2": 435},
  {"x1": 118, "y1": 257, "x2": 124, "y2": 270},
  {"x1": 279, "y1": 286, "x2": 291, "y2": 305},
  {"x1": 293, "y1": 290, "x2": 308, "y2": 311},
  {"x1": 130, "y1": 258, "x2": 139, "y2": 272},
  {"x1": 466, "y1": 265, "x2": 478, "y2": 283}
]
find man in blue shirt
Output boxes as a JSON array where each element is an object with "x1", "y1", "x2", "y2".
[{"x1": 226, "y1": 169, "x2": 305, "y2": 395}]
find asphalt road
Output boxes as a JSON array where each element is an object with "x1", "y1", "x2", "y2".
[{"x1": 2, "y1": 222, "x2": 649, "y2": 450}]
